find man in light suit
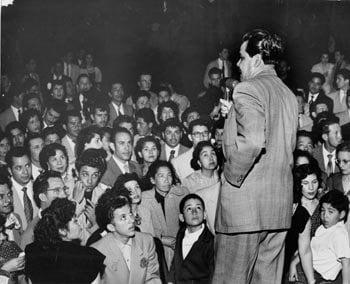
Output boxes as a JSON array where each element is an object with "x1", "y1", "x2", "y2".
[
  {"x1": 213, "y1": 30, "x2": 298, "y2": 284},
  {"x1": 203, "y1": 44, "x2": 232, "y2": 88},
  {"x1": 100, "y1": 127, "x2": 141, "y2": 188},
  {"x1": 91, "y1": 191, "x2": 161, "y2": 284},
  {"x1": 63, "y1": 51, "x2": 81, "y2": 85},
  {"x1": 0, "y1": 86, "x2": 23, "y2": 132},
  {"x1": 6, "y1": 147, "x2": 39, "y2": 231},
  {"x1": 61, "y1": 110, "x2": 82, "y2": 167},
  {"x1": 327, "y1": 69, "x2": 349, "y2": 114},
  {"x1": 159, "y1": 119, "x2": 189, "y2": 161},
  {"x1": 108, "y1": 82, "x2": 134, "y2": 127}
]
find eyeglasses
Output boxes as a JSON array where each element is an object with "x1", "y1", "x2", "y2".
[
  {"x1": 335, "y1": 159, "x2": 350, "y2": 165},
  {"x1": 47, "y1": 186, "x2": 68, "y2": 194},
  {"x1": 192, "y1": 131, "x2": 209, "y2": 138}
]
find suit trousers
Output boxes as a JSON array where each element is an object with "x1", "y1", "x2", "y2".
[{"x1": 212, "y1": 230, "x2": 287, "y2": 284}]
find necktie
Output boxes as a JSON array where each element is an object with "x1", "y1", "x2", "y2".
[
  {"x1": 22, "y1": 187, "x2": 33, "y2": 223},
  {"x1": 222, "y1": 61, "x2": 225, "y2": 78},
  {"x1": 17, "y1": 108, "x2": 21, "y2": 119},
  {"x1": 124, "y1": 163, "x2": 130, "y2": 173},
  {"x1": 326, "y1": 154, "x2": 333, "y2": 177},
  {"x1": 168, "y1": 150, "x2": 176, "y2": 162}
]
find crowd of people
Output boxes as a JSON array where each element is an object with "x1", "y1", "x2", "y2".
[{"x1": 0, "y1": 28, "x2": 350, "y2": 284}]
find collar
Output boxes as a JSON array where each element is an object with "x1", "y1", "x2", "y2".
[
  {"x1": 316, "y1": 221, "x2": 345, "y2": 236},
  {"x1": 112, "y1": 155, "x2": 128, "y2": 172},
  {"x1": 155, "y1": 190, "x2": 165, "y2": 204},
  {"x1": 322, "y1": 144, "x2": 335, "y2": 156},
  {"x1": 184, "y1": 224, "x2": 205, "y2": 239},
  {"x1": 11, "y1": 177, "x2": 31, "y2": 191}
]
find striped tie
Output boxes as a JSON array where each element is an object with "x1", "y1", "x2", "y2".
[{"x1": 22, "y1": 187, "x2": 33, "y2": 223}]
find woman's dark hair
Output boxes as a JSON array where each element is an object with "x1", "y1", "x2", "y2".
[
  {"x1": 134, "y1": 136, "x2": 161, "y2": 164},
  {"x1": 75, "y1": 125, "x2": 102, "y2": 159},
  {"x1": 19, "y1": 109, "x2": 42, "y2": 133},
  {"x1": 95, "y1": 188, "x2": 131, "y2": 230},
  {"x1": 34, "y1": 198, "x2": 76, "y2": 246},
  {"x1": 157, "y1": 101, "x2": 179, "y2": 123},
  {"x1": 190, "y1": 141, "x2": 218, "y2": 171},
  {"x1": 293, "y1": 149, "x2": 320, "y2": 169},
  {"x1": 39, "y1": 143, "x2": 68, "y2": 171},
  {"x1": 293, "y1": 163, "x2": 322, "y2": 203},
  {"x1": 113, "y1": 173, "x2": 143, "y2": 192},
  {"x1": 75, "y1": 148, "x2": 107, "y2": 177},
  {"x1": 146, "y1": 160, "x2": 180, "y2": 188}
]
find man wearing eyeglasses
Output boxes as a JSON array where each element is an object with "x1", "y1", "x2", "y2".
[
  {"x1": 171, "y1": 119, "x2": 211, "y2": 183},
  {"x1": 20, "y1": 171, "x2": 67, "y2": 249}
]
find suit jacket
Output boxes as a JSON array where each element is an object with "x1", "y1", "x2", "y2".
[
  {"x1": 169, "y1": 226, "x2": 214, "y2": 284},
  {"x1": 0, "y1": 107, "x2": 17, "y2": 131},
  {"x1": 100, "y1": 157, "x2": 142, "y2": 187},
  {"x1": 216, "y1": 67, "x2": 298, "y2": 233},
  {"x1": 20, "y1": 216, "x2": 40, "y2": 250},
  {"x1": 312, "y1": 144, "x2": 340, "y2": 175},
  {"x1": 336, "y1": 109, "x2": 350, "y2": 126},
  {"x1": 159, "y1": 144, "x2": 189, "y2": 161},
  {"x1": 171, "y1": 148, "x2": 194, "y2": 183},
  {"x1": 63, "y1": 62, "x2": 81, "y2": 84},
  {"x1": 12, "y1": 182, "x2": 39, "y2": 231},
  {"x1": 327, "y1": 90, "x2": 347, "y2": 114},
  {"x1": 91, "y1": 232, "x2": 161, "y2": 284},
  {"x1": 326, "y1": 173, "x2": 344, "y2": 193},
  {"x1": 108, "y1": 102, "x2": 134, "y2": 127},
  {"x1": 308, "y1": 91, "x2": 334, "y2": 114},
  {"x1": 203, "y1": 58, "x2": 232, "y2": 88},
  {"x1": 61, "y1": 135, "x2": 76, "y2": 166}
]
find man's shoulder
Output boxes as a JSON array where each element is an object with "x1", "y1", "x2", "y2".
[
  {"x1": 172, "y1": 148, "x2": 192, "y2": 165},
  {"x1": 134, "y1": 231, "x2": 154, "y2": 245},
  {"x1": 141, "y1": 189, "x2": 155, "y2": 200}
]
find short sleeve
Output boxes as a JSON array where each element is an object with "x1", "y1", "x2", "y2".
[{"x1": 332, "y1": 229, "x2": 350, "y2": 260}]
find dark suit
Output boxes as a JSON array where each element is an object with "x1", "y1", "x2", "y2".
[
  {"x1": 341, "y1": 122, "x2": 350, "y2": 142},
  {"x1": 100, "y1": 157, "x2": 142, "y2": 187},
  {"x1": 308, "y1": 91, "x2": 334, "y2": 114},
  {"x1": 312, "y1": 144, "x2": 340, "y2": 175},
  {"x1": 169, "y1": 226, "x2": 214, "y2": 284},
  {"x1": 108, "y1": 102, "x2": 134, "y2": 127},
  {"x1": 0, "y1": 107, "x2": 17, "y2": 131},
  {"x1": 326, "y1": 173, "x2": 345, "y2": 193},
  {"x1": 159, "y1": 144, "x2": 189, "y2": 161}
]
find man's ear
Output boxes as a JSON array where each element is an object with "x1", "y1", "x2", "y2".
[
  {"x1": 179, "y1": 214, "x2": 184, "y2": 223},
  {"x1": 150, "y1": 177, "x2": 156, "y2": 185},
  {"x1": 203, "y1": 210, "x2": 208, "y2": 220},
  {"x1": 340, "y1": 210, "x2": 346, "y2": 221},
  {"x1": 58, "y1": 228, "x2": 67, "y2": 238},
  {"x1": 311, "y1": 111, "x2": 317, "y2": 119},
  {"x1": 148, "y1": 122, "x2": 153, "y2": 129},
  {"x1": 109, "y1": 143, "x2": 115, "y2": 152},
  {"x1": 188, "y1": 134, "x2": 193, "y2": 142},
  {"x1": 253, "y1": 54, "x2": 263, "y2": 68},
  {"x1": 63, "y1": 124, "x2": 67, "y2": 131},
  {"x1": 38, "y1": 193, "x2": 48, "y2": 203},
  {"x1": 108, "y1": 92, "x2": 112, "y2": 99},
  {"x1": 321, "y1": 133, "x2": 328, "y2": 142},
  {"x1": 107, "y1": 223, "x2": 115, "y2": 232}
]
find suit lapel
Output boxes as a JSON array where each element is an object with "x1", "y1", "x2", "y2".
[{"x1": 12, "y1": 187, "x2": 27, "y2": 229}]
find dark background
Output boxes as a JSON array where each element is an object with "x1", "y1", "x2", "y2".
[{"x1": 2, "y1": 0, "x2": 350, "y2": 100}]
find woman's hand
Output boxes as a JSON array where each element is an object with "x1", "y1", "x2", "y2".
[{"x1": 1, "y1": 256, "x2": 25, "y2": 272}]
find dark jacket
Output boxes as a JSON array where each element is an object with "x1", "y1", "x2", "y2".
[
  {"x1": 169, "y1": 225, "x2": 214, "y2": 284},
  {"x1": 25, "y1": 240, "x2": 105, "y2": 284}
]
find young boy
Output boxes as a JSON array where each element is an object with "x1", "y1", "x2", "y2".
[
  {"x1": 169, "y1": 194, "x2": 214, "y2": 284},
  {"x1": 91, "y1": 191, "x2": 161, "y2": 284},
  {"x1": 312, "y1": 190, "x2": 350, "y2": 283}
]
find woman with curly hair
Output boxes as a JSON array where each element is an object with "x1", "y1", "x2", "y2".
[
  {"x1": 39, "y1": 143, "x2": 76, "y2": 197},
  {"x1": 19, "y1": 109, "x2": 42, "y2": 135},
  {"x1": 25, "y1": 198, "x2": 105, "y2": 284},
  {"x1": 134, "y1": 136, "x2": 161, "y2": 176}
]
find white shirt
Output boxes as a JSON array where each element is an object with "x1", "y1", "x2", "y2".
[
  {"x1": 31, "y1": 163, "x2": 42, "y2": 181},
  {"x1": 217, "y1": 59, "x2": 229, "y2": 78},
  {"x1": 340, "y1": 89, "x2": 346, "y2": 104},
  {"x1": 11, "y1": 178, "x2": 35, "y2": 209},
  {"x1": 113, "y1": 155, "x2": 129, "y2": 174},
  {"x1": 10, "y1": 105, "x2": 22, "y2": 121},
  {"x1": 322, "y1": 144, "x2": 336, "y2": 173},
  {"x1": 111, "y1": 102, "x2": 125, "y2": 116},
  {"x1": 115, "y1": 237, "x2": 132, "y2": 270},
  {"x1": 311, "y1": 222, "x2": 350, "y2": 280},
  {"x1": 65, "y1": 135, "x2": 76, "y2": 155},
  {"x1": 165, "y1": 144, "x2": 180, "y2": 161},
  {"x1": 182, "y1": 224, "x2": 205, "y2": 259},
  {"x1": 308, "y1": 92, "x2": 319, "y2": 103}
]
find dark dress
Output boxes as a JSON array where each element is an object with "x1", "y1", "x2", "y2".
[
  {"x1": 169, "y1": 225, "x2": 214, "y2": 284},
  {"x1": 25, "y1": 240, "x2": 105, "y2": 284}
]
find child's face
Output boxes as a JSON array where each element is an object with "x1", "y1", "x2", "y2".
[
  {"x1": 181, "y1": 198, "x2": 205, "y2": 228},
  {"x1": 320, "y1": 202, "x2": 345, "y2": 229}
]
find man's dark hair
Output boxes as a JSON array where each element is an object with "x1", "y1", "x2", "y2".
[
  {"x1": 0, "y1": 168, "x2": 12, "y2": 189},
  {"x1": 297, "y1": 130, "x2": 314, "y2": 146},
  {"x1": 45, "y1": 98, "x2": 66, "y2": 115},
  {"x1": 208, "y1": 67, "x2": 222, "y2": 78},
  {"x1": 76, "y1": 73, "x2": 90, "y2": 85},
  {"x1": 91, "y1": 101, "x2": 109, "y2": 115},
  {"x1": 112, "y1": 115, "x2": 135, "y2": 131},
  {"x1": 319, "y1": 116, "x2": 340, "y2": 136},
  {"x1": 179, "y1": 193, "x2": 205, "y2": 214},
  {"x1": 134, "y1": 90, "x2": 151, "y2": 102},
  {"x1": 242, "y1": 29, "x2": 284, "y2": 65},
  {"x1": 157, "y1": 85, "x2": 171, "y2": 95},
  {"x1": 319, "y1": 190, "x2": 349, "y2": 222},
  {"x1": 42, "y1": 126, "x2": 64, "y2": 140},
  {"x1": 25, "y1": 133, "x2": 44, "y2": 157},
  {"x1": 135, "y1": 108, "x2": 155, "y2": 125},
  {"x1": 75, "y1": 148, "x2": 107, "y2": 176},
  {"x1": 336, "y1": 142, "x2": 350, "y2": 155},
  {"x1": 33, "y1": 170, "x2": 62, "y2": 208},
  {"x1": 5, "y1": 147, "x2": 30, "y2": 168},
  {"x1": 188, "y1": 118, "x2": 210, "y2": 134},
  {"x1": 336, "y1": 69, "x2": 350, "y2": 81},
  {"x1": 309, "y1": 72, "x2": 326, "y2": 85},
  {"x1": 181, "y1": 107, "x2": 200, "y2": 124},
  {"x1": 111, "y1": 126, "x2": 132, "y2": 144},
  {"x1": 23, "y1": 92, "x2": 41, "y2": 108},
  {"x1": 63, "y1": 109, "x2": 81, "y2": 125},
  {"x1": 5, "y1": 121, "x2": 25, "y2": 139},
  {"x1": 161, "y1": 118, "x2": 183, "y2": 133},
  {"x1": 95, "y1": 188, "x2": 131, "y2": 230}
]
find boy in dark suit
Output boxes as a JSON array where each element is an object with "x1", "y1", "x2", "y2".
[{"x1": 169, "y1": 194, "x2": 214, "y2": 284}]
